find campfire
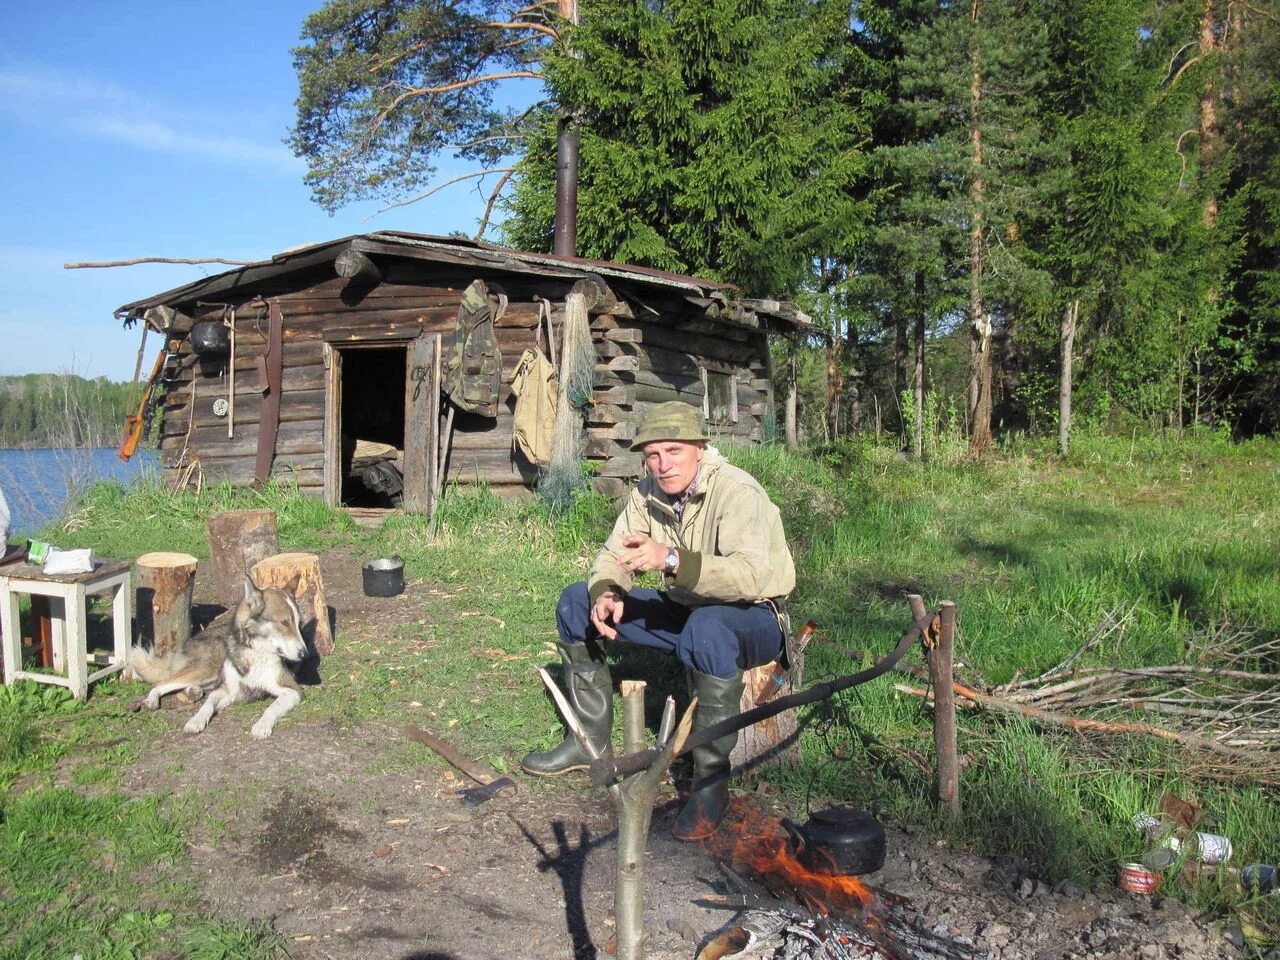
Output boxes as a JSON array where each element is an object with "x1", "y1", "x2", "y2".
[{"x1": 697, "y1": 803, "x2": 985, "y2": 960}]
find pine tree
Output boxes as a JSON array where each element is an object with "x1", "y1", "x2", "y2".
[{"x1": 852, "y1": 0, "x2": 1055, "y2": 454}]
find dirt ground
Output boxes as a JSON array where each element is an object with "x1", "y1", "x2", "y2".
[{"x1": 100, "y1": 548, "x2": 1242, "y2": 960}]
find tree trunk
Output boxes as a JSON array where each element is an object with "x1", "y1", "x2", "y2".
[
  {"x1": 205, "y1": 509, "x2": 278, "y2": 607},
  {"x1": 785, "y1": 355, "x2": 798, "y2": 449},
  {"x1": 894, "y1": 311, "x2": 909, "y2": 405},
  {"x1": 913, "y1": 271, "x2": 926, "y2": 461},
  {"x1": 249, "y1": 552, "x2": 333, "y2": 656},
  {"x1": 1199, "y1": 0, "x2": 1220, "y2": 226},
  {"x1": 1058, "y1": 299, "x2": 1078, "y2": 457},
  {"x1": 135, "y1": 552, "x2": 198, "y2": 656},
  {"x1": 825, "y1": 342, "x2": 842, "y2": 441},
  {"x1": 967, "y1": 0, "x2": 994, "y2": 458}
]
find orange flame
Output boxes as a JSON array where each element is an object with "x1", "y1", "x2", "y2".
[{"x1": 710, "y1": 802, "x2": 879, "y2": 922}]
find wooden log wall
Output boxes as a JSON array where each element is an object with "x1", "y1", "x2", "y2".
[{"x1": 153, "y1": 258, "x2": 775, "y2": 501}]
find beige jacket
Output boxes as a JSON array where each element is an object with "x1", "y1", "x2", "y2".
[{"x1": 588, "y1": 448, "x2": 795, "y2": 608}]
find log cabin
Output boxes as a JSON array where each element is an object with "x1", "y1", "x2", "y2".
[{"x1": 115, "y1": 231, "x2": 811, "y2": 512}]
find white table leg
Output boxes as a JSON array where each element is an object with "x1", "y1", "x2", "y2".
[
  {"x1": 51, "y1": 596, "x2": 67, "y2": 672},
  {"x1": 111, "y1": 573, "x2": 131, "y2": 668},
  {"x1": 65, "y1": 585, "x2": 88, "y2": 701},
  {"x1": 0, "y1": 584, "x2": 20, "y2": 684}
]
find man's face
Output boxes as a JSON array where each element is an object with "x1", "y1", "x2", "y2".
[{"x1": 642, "y1": 440, "x2": 705, "y2": 497}]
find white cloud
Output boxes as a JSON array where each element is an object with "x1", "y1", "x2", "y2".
[{"x1": 0, "y1": 64, "x2": 302, "y2": 175}]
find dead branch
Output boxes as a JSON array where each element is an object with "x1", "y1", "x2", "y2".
[
  {"x1": 369, "y1": 167, "x2": 516, "y2": 217},
  {"x1": 896, "y1": 679, "x2": 1275, "y2": 765},
  {"x1": 64, "y1": 257, "x2": 253, "y2": 269},
  {"x1": 1163, "y1": 41, "x2": 1198, "y2": 86},
  {"x1": 475, "y1": 169, "x2": 515, "y2": 241},
  {"x1": 590, "y1": 610, "x2": 932, "y2": 786}
]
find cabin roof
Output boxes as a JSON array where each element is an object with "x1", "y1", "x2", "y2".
[{"x1": 114, "y1": 231, "x2": 812, "y2": 331}]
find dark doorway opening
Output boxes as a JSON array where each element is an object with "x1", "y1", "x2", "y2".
[{"x1": 340, "y1": 346, "x2": 406, "y2": 508}]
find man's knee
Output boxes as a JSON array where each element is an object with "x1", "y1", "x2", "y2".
[{"x1": 677, "y1": 607, "x2": 741, "y2": 678}]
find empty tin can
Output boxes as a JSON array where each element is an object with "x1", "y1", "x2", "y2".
[{"x1": 1119, "y1": 863, "x2": 1161, "y2": 894}]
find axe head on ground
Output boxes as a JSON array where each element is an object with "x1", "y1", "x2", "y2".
[{"x1": 458, "y1": 776, "x2": 518, "y2": 805}]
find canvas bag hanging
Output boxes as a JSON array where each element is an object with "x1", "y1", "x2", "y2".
[
  {"x1": 443, "y1": 279, "x2": 505, "y2": 418},
  {"x1": 511, "y1": 347, "x2": 558, "y2": 466}
]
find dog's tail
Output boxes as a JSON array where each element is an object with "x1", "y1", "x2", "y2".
[{"x1": 125, "y1": 646, "x2": 185, "y2": 684}]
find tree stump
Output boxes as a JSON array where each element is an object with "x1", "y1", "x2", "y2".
[
  {"x1": 135, "y1": 552, "x2": 198, "y2": 656},
  {"x1": 731, "y1": 649, "x2": 804, "y2": 773},
  {"x1": 205, "y1": 509, "x2": 278, "y2": 607},
  {"x1": 249, "y1": 552, "x2": 333, "y2": 655}
]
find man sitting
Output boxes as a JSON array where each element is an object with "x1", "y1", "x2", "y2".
[{"x1": 521, "y1": 402, "x2": 795, "y2": 840}]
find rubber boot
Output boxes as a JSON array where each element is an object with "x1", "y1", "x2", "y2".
[
  {"x1": 671, "y1": 669, "x2": 745, "y2": 841},
  {"x1": 521, "y1": 642, "x2": 613, "y2": 776}
]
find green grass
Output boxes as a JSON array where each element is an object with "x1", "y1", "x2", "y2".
[{"x1": 8, "y1": 431, "x2": 1280, "y2": 949}]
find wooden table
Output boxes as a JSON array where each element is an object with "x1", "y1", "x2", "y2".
[{"x1": 0, "y1": 559, "x2": 132, "y2": 700}]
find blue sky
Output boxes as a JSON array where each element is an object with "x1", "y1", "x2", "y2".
[{"x1": 0, "y1": 1, "x2": 514, "y2": 382}]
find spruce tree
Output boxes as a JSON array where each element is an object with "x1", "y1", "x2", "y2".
[{"x1": 501, "y1": 0, "x2": 871, "y2": 297}]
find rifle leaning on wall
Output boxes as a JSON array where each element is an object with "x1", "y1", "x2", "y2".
[{"x1": 117, "y1": 344, "x2": 174, "y2": 462}]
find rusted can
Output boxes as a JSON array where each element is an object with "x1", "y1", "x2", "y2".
[{"x1": 1120, "y1": 863, "x2": 1161, "y2": 894}]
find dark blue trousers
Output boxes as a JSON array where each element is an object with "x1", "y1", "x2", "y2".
[{"x1": 556, "y1": 581, "x2": 783, "y2": 680}]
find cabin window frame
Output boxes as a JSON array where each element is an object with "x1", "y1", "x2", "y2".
[{"x1": 700, "y1": 360, "x2": 739, "y2": 425}]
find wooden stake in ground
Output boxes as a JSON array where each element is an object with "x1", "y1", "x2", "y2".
[
  {"x1": 250, "y1": 552, "x2": 333, "y2": 655},
  {"x1": 538, "y1": 669, "x2": 693, "y2": 960},
  {"x1": 205, "y1": 509, "x2": 278, "y2": 607},
  {"x1": 907, "y1": 594, "x2": 960, "y2": 818},
  {"x1": 134, "y1": 552, "x2": 198, "y2": 656}
]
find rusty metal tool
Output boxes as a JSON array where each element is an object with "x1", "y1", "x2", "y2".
[{"x1": 403, "y1": 726, "x2": 518, "y2": 804}]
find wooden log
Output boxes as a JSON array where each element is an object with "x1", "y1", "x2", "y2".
[
  {"x1": 334, "y1": 248, "x2": 383, "y2": 285},
  {"x1": 134, "y1": 552, "x2": 198, "y2": 656},
  {"x1": 195, "y1": 460, "x2": 325, "y2": 488},
  {"x1": 731, "y1": 622, "x2": 806, "y2": 772},
  {"x1": 250, "y1": 552, "x2": 333, "y2": 656},
  {"x1": 205, "y1": 509, "x2": 279, "y2": 607}
]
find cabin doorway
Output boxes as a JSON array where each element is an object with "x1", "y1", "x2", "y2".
[{"x1": 323, "y1": 337, "x2": 439, "y2": 514}]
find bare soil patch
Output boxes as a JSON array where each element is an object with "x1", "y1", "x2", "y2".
[{"x1": 107, "y1": 546, "x2": 1238, "y2": 960}]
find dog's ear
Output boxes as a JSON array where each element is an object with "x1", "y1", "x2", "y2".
[
  {"x1": 242, "y1": 575, "x2": 265, "y2": 614},
  {"x1": 284, "y1": 572, "x2": 302, "y2": 596}
]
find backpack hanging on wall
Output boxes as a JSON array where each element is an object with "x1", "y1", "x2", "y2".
[{"x1": 443, "y1": 279, "x2": 505, "y2": 418}]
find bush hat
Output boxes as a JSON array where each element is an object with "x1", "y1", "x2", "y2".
[{"x1": 630, "y1": 402, "x2": 708, "y2": 451}]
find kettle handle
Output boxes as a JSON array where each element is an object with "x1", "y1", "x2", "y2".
[{"x1": 779, "y1": 817, "x2": 807, "y2": 852}]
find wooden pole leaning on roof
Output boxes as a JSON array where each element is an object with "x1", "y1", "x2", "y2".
[{"x1": 909, "y1": 594, "x2": 961, "y2": 819}]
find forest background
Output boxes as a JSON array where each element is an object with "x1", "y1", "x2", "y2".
[
  {"x1": 286, "y1": 0, "x2": 1280, "y2": 454},
  {"x1": 9, "y1": 0, "x2": 1278, "y2": 456}
]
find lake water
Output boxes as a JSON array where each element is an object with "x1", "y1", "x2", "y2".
[{"x1": 0, "y1": 448, "x2": 161, "y2": 536}]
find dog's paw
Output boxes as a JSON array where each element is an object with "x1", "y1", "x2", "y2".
[
  {"x1": 183, "y1": 718, "x2": 208, "y2": 735},
  {"x1": 249, "y1": 722, "x2": 275, "y2": 739},
  {"x1": 128, "y1": 697, "x2": 146, "y2": 713}
]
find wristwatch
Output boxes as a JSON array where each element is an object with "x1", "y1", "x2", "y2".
[{"x1": 664, "y1": 547, "x2": 679, "y2": 574}]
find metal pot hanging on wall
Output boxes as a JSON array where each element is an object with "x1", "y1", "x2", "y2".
[{"x1": 190, "y1": 320, "x2": 230, "y2": 355}]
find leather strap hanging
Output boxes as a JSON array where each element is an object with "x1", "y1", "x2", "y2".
[{"x1": 253, "y1": 300, "x2": 284, "y2": 486}]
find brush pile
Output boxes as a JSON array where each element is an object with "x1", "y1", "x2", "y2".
[{"x1": 990, "y1": 607, "x2": 1280, "y2": 784}]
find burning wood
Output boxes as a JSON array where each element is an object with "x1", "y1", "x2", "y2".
[{"x1": 697, "y1": 804, "x2": 985, "y2": 960}]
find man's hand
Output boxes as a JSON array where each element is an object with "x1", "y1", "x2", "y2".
[
  {"x1": 591, "y1": 589, "x2": 625, "y2": 641},
  {"x1": 618, "y1": 533, "x2": 669, "y2": 574}
]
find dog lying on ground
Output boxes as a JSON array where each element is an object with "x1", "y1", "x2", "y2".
[{"x1": 127, "y1": 576, "x2": 308, "y2": 738}]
